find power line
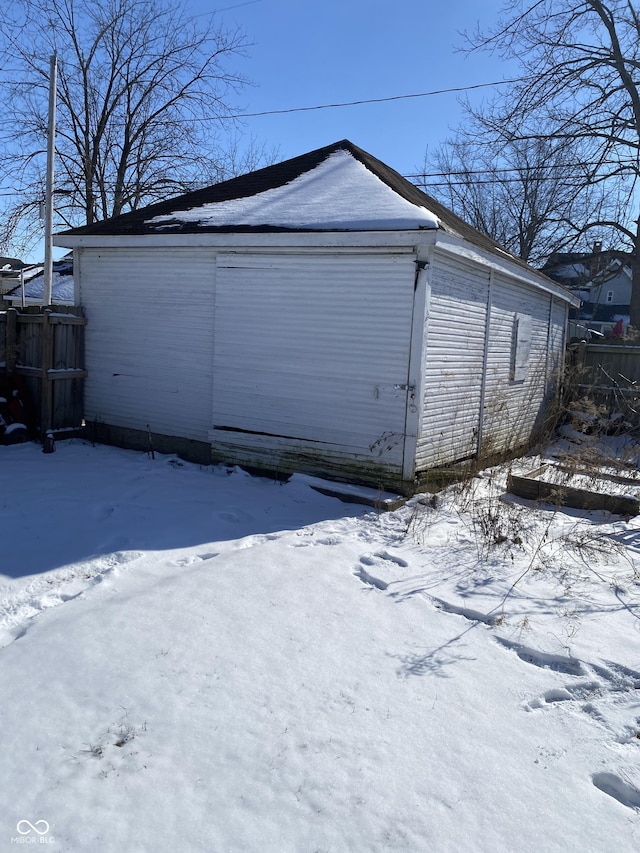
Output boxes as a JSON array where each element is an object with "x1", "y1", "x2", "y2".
[
  {"x1": 410, "y1": 164, "x2": 605, "y2": 180},
  {"x1": 228, "y1": 78, "x2": 528, "y2": 120},
  {"x1": 417, "y1": 174, "x2": 638, "y2": 188},
  {"x1": 409, "y1": 158, "x2": 640, "y2": 183},
  {"x1": 0, "y1": 75, "x2": 526, "y2": 118},
  {"x1": 216, "y1": 0, "x2": 262, "y2": 11},
  {"x1": 419, "y1": 177, "x2": 580, "y2": 188},
  {"x1": 1, "y1": 160, "x2": 637, "y2": 198},
  {"x1": 194, "y1": 0, "x2": 262, "y2": 15}
]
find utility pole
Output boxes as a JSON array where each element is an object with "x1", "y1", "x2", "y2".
[{"x1": 43, "y1": 53, "x2": 57, "y2": 307}]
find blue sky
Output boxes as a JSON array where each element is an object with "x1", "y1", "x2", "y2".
[
  {"x1": 36, "y1": 0, "x2": 514, "y2": 263},
  {"x1": 204, "y1": 0, "x2": 514, "y2": 176}
]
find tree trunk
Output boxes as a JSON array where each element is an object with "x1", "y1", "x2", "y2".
[{"x1": 629, "y1": 221, "x2": 640, "y2": 330}]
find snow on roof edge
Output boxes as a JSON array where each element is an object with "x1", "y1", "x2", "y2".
[{"x1": 146, "y1": 150, "x2": 440, "y2": 232}]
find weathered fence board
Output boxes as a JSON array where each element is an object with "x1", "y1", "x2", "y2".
[
  {"x1": 572, "y1": 342, "x2": 640, "y2": 422},
  {"x1": 0, "y1": 306, "x2": 86, "y2": 433},
  {"x1": 581, "y1": 344, "x2": 640, "y2": 385}
]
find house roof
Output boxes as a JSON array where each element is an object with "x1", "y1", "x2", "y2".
[
  {"x1": 590, "y1": 257, "x2": 631, "y2": 285},
  {"x1": 0, "y1": 256, "x2": 27, "y2": 271},
  {"x1": 541, "y1": 249, "x2": 631, "y2": 286},
  {"x1": 6, "y1": 270, "x2": 74, "y2": 304},
  {"x1": 57, "y1": 140, "x2": 524, "y2": 261}
]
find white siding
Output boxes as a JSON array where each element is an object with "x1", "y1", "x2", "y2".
[
  {"x1": 77, "y1": 238, "x2": 571, "y2": 489},
  {"x1": 211, "y1": 251, "x2": 416, "y2": 486},
  {"x1": 548, "y1": 298, "x2": 568, "y2": 376},
  {"x1": 79, "y1": 247, "x2": 216, "y2": 441},
  {"x1": 416, "y1": 252, "x2": 490, "y2": 469},
  {"x1": 480, "y1": 274, "x2": 553, "y2": 455}
]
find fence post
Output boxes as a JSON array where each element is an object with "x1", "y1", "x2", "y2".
[
  {"x1": 41, "y1": 308, "x2": 54, "y2": 436},
  {"x1": 6, "y1": 308, "x2": 17, "y2": 373}
]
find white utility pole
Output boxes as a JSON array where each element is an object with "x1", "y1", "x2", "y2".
[{"x1": 43, "y1": 53, "x2": 57, "y2": 307}]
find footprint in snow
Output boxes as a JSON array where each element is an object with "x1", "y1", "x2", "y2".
[
  {"x1": 0, "y1": 552, "x2": 141, "y2": 650},
  {"x1": 353, "y1": 565, "x2": 388, "y2": 591},
  {"x1": 592, "y1": 772, "x2": 640, "y2": 810},
  {"x1": 526, "y1": 682, "x2": 604, "y2": 709},
  {"x1": 518, "y1": 649, "x2": 640, "y2": 712},
  {"x1": 215, "y1": 511, "x2": 243, "y2": 523},
  {"x1": 591, "y1": 660, "x2": 640, "y2": 689},
  {"x1": 428, "y1": 596, "x2": 502, "y2": 626},
  {"x1": 353, "y1": 550, "x2": 411, "y2": 591},
  {"x1": 359, "y1": 550, "x2": 409, "y2": 568},
  {"x1": 509, "y1": 643, "x2": 640, "y2": 750},
  {"x1": 172, "y1": 552, "x2": 219, "y2": 567},
  {"x1": 496, "y1": 637, "x2": 585, "y2": 676}
]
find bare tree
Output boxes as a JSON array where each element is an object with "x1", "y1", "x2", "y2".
[
  {"x1": 418, "y1": 121, "x2": 608, "y2": 266},
  {"x1": 461, "y1": 0, "x2": 640, "y2": 324},
  {"x1": 0, "y1": 0, "x2": 260, "y2": 255}
]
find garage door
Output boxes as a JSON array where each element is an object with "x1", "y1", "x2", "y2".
[{"x1": 211, "y1": 251, "x2": 416, "y2": 467}]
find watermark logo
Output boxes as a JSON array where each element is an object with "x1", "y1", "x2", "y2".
[
  {"x1": 16, "y1": 822, "x2": 49, "y2": 836},
  {"x1": 11, "y1": 820, "x2": 54, "y2": 844}
]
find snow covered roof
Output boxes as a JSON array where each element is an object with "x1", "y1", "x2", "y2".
[
  {"x1": 150, "y1": 149, "x2": 440, "y2": 231},
  {"x1": 6, "y1": 270, "x2": 74, "y2": 304},
  {"x1": 0, "y1": 256, "x2": 27, "y2": 271},
  {"x1": 549, "y1": 262, "x2": 590, "y2": 280},
  {"x1": 57, "y1": 140, "x2": 518, "y2": 258}
]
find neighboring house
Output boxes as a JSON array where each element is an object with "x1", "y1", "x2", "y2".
[
  {"x1": 4, "y1": 255, "x2": 74, "y2": 306},
  {"x1": 577, "y1": 257, "x2": 632, "y2": 334},
  {"x1": 541, "y1": 244, "x2": 619, "y2": 288},
  {"x1": 542, "y1": 248, "x2": 633, "y2": 337},
  {"x1": 0, "y1": 257, "x2": 28, "y2": 297},
  {"x1": 55, "y1": 140, "x2": 577, "y2": 493}
]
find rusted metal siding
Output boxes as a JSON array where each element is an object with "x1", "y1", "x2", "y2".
[
  {"x1": 479, "y1": 274, "x2": 555, "y2": 455},
  {"x1": 210, "y1": 251, "x2": 416, "y2": 488},
  {"x1": 79, "y1": 247, "x2": 216, "y2": 441},
  {"x1": 415, "y1": 252, "x2": 490, "y2": 469}
]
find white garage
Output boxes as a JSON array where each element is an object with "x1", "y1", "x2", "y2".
[{"x1": 56, "y1": 140, "x2": 578, "y2": 493}]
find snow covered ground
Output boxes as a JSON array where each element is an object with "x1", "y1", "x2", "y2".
[{"x1": 1, "y1": 438, "x2": 640, "y2": 852}]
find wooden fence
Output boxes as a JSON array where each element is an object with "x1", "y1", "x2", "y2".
[
  {"x1": 0, "y1": 306, "x2": 86, "y2": 434},
  {"x1": 574, "y1": 342, "x2": 640, "y2": 419},
  {"x1": 581, "y1": 344, "x2": 640, "y2": 383}
]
